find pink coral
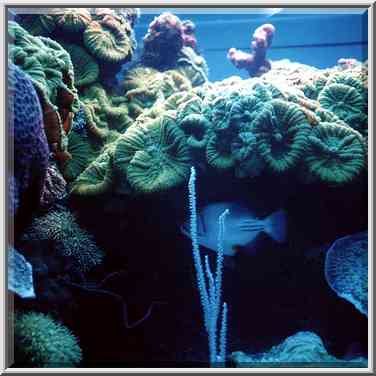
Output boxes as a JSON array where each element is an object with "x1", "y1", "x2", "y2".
[
  {"x1": 181, "y1": 20, "x2": 197, "y2": 50},
  {"x1": 227, "y1": 23, "x2": 275, "y2": 77}
]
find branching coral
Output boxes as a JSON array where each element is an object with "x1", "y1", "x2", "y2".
[
  {"x1": 304, "y1": 122, "x2": 365, "y2": 185},
  {"x1": 14, "y1": 311, "x2": 82, "y2": 367},
  {"x1": 114, "y1": 115, "x2": 192, "y2": 193},
  {"x1": 228, "y1": 24, "x2": 275, "y2": 77},
  {"x1": 325, "y1": 232, "x2": 368, "y2": 317},
  {"x1": 252, "y1": 99, "x2": 311, "y2": 174},
  {"x1": 61, "y1": 43, "x2": 99, "y2": 87},
  {"x1": 22, "y1": 208, "x2": 104, "y2": 272}
]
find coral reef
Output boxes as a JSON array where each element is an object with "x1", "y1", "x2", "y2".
[
  {"x1": 228, "y1": 24, "x2": 275, "y2": 77},
  {"x1": 325, "y1": 231, "x2": 368, "y2": 316},
  {"x1": 14, "y1": 311, "x2": 82, "y2": 367},
  {"x1": 231, "y1": 332, "x2": 367, "y2": 367},
  {"x1": 181, "y1": 20, "x2": 197, "y2": 50},
  {"x1": 22, "y1": 208, "x2": 104, "y2": 272},
  {"x1": 40, "y1": 163, "x2": 67, "y2": 209},
  {"x1": 304, "y1": 122, "x2": 365, "y2": 185},
  {"x1": 8, "y1": 63, "x2": 49, "y2": 223}
]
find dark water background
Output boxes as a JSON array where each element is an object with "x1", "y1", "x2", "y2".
[{"x1": 12, "y1": 9, "x2": 369, "y2": 367}]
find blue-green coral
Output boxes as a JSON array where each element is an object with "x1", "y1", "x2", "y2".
[
  {"x1": 14, "y1": 311, "x2": 82, "y2": 367},
  {"x1": 325, "y1": 231, "x2": 368, "y2": 316}
]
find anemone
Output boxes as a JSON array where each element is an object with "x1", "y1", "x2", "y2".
[
  {"x1": 83, "y1": 20, "x2": 133, "y2": 63},
  {"x1": 114, "y1": 116, "x2": 191, "y2": 193},
  {"x1": 70, "y1": 145, "x2": 116, "y2": 196},
  {"x1": 318, "y1": 83, "x2": 365, "y2": 129},
  {"x1": 22, "y1": 208, "x2": 104, "y2": 271},
  {"x1": 252, "y1": 99, "x2": 311, "y2": 174},
  {"x1": 304, "y1": 122, "x2": 365, "y2": 185},
  {"x1": 52, "y1": 8, "x2": 92, "y2": 33},
  {"x1": 14, "y1": 311, "x2": 82, "y2": 367},
  {"x1": 61, "y1": 43, "x2": 99, "y2": 87}
]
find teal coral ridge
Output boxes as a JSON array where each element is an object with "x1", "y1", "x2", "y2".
[{"x1": 14, "y1": 311, "x2": 82, "y2": 367}]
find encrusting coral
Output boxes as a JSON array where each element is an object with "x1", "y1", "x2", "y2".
[
  {"x1": 22, "y1": 208, "x2": 104, "y2": 272},
  {"x1": 14, "y1": 311, "x2": 82, "y2": 367},
  {"x1": 304, "y1": 122, "x2": 365, "y2": 185}
]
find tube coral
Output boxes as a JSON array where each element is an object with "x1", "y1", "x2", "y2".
[
  {"x1": 113, "y1": 115, "x2": 191, "y2": 193},
  {"x1": 252, "y1": 99, "x2": 311, "y2": 174},
  {"x1": 227, "y1": 24, "x2": 275, "y2": 77},
  {"x1": 304, "y1": 122, "x2": 365, "y2": 185},
  {"x1": 14, "y1": 311, "x2": 82, "y2": 367}
]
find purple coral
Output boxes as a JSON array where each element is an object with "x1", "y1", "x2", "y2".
[{"x1": 8, "y1": 63, "x2": 49, "y2": 227}]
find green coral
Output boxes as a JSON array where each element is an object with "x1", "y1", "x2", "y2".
[
  {"x1": 22, "y1": 208, "x2": 104, "y2": 272},
  {"x1": 14, "y1": 311, "x2": 82, "y2": 367},
  {"x1": 70, "y1": 144, "x2": 116, "y2": 196},
  {"x1": 61, "y1": 43, "x2": 99, "y2": 87},
  {"x1": 178, "y1": 114, "x2": 211, "y2": 150},
  {"x1": 206, "y1": 131, "x2": 237, "y2": 170},
  {"x1": 114, "y1": 115, "x2": 191, "y2": 193},
  {"x1": 318, "y1": 83, "x2": 366, "y2": 130},
  {"x1": 16, "y1": 14, "x2": 57, "y2": 36},
  {"x1": 52, "y1": 8, "x2": 92, "y2": 33},
  {"x1": 83, "y1": 19, "x2": 133, "y2": 63},
  {"x1": 304, "y1": 122, "x2": 365, "y2": 185},
  {"x1": 252, "y1": 99, "x2": 311, "y2": 174}
]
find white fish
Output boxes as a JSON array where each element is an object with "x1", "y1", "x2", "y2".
[{"x1": 181, "y1": 202, "x2": 286, "y2": 256}]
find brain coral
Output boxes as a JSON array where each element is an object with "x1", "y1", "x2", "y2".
[
  {"x1": 52, "y1": 8, "x2": 92, "y2": 33},
  {"x1": 8, "y1": 63, "x2": 49, "y2": 220},
  {"x1": 114, "y1": 115, "x2": 191, "y2": 193},
  {"x1": 14, "y1": 311, "x2": 82, "y2": 367},
  {"x1": 83, "y1": 18, "x2": 134, "y2": 63},
  {"x1": 304, "y1": 122, "x2": 365, "y2": 185},
  {"x1": 252, "y1": 99, "x2": 311, "y2": 174},
  {"x1": 325, "y1": 231, "x2": 368, "y2": 316},
  {"x1": 318, "y1": 83, "x2": 365, "y2": 130},
  {"x1": 22, "y1": 208, "x2": 104, "y2": 272}
]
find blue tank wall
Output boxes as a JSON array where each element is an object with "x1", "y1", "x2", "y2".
[{"x1": 134, "y1": 9, "x2": 368, "y2": 82}]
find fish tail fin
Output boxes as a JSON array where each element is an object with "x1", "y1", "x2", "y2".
[{"x1": 264, "y1": 209, "x2": 287, "y2": 243}]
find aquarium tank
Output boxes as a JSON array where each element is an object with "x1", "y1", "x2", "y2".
[{"x1": 6, "y1": 6, "x2": 369, "y2": 369}]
